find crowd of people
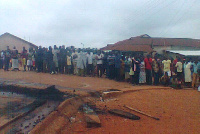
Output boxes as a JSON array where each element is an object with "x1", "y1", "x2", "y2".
[{"x1": 1, "y1": 45, "x2": 200, "y2": 89}]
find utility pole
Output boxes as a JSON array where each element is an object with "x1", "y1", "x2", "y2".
[{"x1": 81, "y1": 43, "x2": 84, "y2": 48}]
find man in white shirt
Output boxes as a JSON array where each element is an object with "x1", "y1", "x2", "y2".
[
  {"x1": 87, "y1": 51, "x2": 93, "y2": 76},
  {"x1": 96, "y1": 51, "x2": 104, "y2": 77},
  {"x1": 72, "y1": 49, "x2": 79, "y2": 75}
]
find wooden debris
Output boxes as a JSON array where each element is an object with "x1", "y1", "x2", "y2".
[
  {"x1": 108, "y1": 109, "x2": 140, "y2": 120},
  {"x1": 124, "y1": 105, "x2": 160, "y2": 120},
  {"x1": 102, "y1": 90, "x2": 123, "y2": 99}
]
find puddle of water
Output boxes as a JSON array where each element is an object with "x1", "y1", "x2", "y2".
[
  {"x1": 0, "y1": 90, "x2": 62, "y2": 134},
  {"x1": 6, "y1": 100, "x2": 60, "y2": 134},
  {"x1": 0, "y1": 84, "x2": 73, "y2": 134},
  {"x1": 0, "y1": 91, "x2": 35, "y2": 117}
]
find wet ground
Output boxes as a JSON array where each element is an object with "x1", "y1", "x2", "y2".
[
  {"x1": 0, "y1": 88, "x2": 64, "y2": 134},
  {"x1": 0, "y1": 91, "x2": 35, "y2": 128},
  {"x1": 4, "y1": 100, "x2": 60, "y2": 134}
]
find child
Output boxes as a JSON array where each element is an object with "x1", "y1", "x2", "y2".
[
  {"x1": 161, "y1": 72, "x2": 170, "y2": 86},
  {"x1": 170, "y1": 75, "x2": 182, "y2": 89}
]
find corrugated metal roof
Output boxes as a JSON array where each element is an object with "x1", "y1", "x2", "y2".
[
  {"x1": 102, "y1": 34, "x2": 200, "y2": 52},
  {"x1": 102, "y1": 44, "x2": 153, "y2": 52},
  {"x1": 166, "y1": 50, "x2": 200, "y2": 56}
]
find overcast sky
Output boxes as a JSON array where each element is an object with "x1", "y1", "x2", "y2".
[{"x1": 0, "y1": 0, "x2": 199, "y2": 48}]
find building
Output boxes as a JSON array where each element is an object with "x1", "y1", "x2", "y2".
[
  {"x1": 0, "y1": 32, "x2": 38, "y2": 52},
  {"x1": 165, "y1": 50, "x2": 200, "y2": 59},
  {"x1": 102, "y1": 34, "x2": 200, "y2": 54}
]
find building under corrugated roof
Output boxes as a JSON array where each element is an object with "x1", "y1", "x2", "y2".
[
  {"x1": 166, "y1": 50, "x2": 200, "y2": 56},
  {"x1": 102, "y1": 34, "x2": 200, "y2": 53}
]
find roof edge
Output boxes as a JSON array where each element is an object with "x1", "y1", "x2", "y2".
[{"x1": 0, "y1": 32, "x2": 38, "y2": 48}]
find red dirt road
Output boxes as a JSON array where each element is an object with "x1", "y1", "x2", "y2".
[
  {"x1": 63, "y1": 89, "x2": 200, "y2": 134},
  {"x1": 0, "y1": 70, "x2": 199, "y2": 134},
  {"x1": 0, "y1": 70, "x2": 131, "y2": 91}
]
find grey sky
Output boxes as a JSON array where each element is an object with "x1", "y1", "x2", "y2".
[{"x1": 0, "y1": 0, "x2": 199, "y2": 48}]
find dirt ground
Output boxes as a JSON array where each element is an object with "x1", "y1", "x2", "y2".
[
  {"x1": 0, "y1": 70, "x2": 200, "y2": 134},
  {"x1": 0, "y1": 70, "x2": 131, "y2": 91},
  {"x1": 63, "y1": 89, "x2": 200, "y2": 134}
]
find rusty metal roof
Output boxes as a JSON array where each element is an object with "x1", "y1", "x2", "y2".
[{"x1": 102, "y1": 34, "x2": 200, "y2": 52}]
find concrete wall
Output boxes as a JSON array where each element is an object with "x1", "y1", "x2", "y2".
[
  {"x1": 171, "y1": 45, "x2": 200, "y2": 50},
  {"x1": 0, "y1": 35, "x2": 36, "y2": 52},
  {"x1": 153, "y1": 45, "x2": 200, "y2": 54}
]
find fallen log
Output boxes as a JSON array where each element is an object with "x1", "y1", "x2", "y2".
[
  {"x1": 124, "y1": 105, "x2": 160, "y2": 120},
  {"x1": 108, "y1": 109, "x2": 140, "y2": 120}
]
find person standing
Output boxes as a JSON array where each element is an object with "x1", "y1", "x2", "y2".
[
  {"x1": 42, "y1": 47, "x2": 48, "y2": 73},
  {"x1": 175, "y1": 58, "x2": 183, "y2": 82},
  {"x1": 87, "y1": 51, "x2": 94, "y2": 76},
  {"x1": 139, "y1": 57, "x2": 146, "y2": 84},
  {"x1": 4, "y1": 46, "x2": 11, "y2": 71},
  {"x1": 11, "y1": 46, "x2": 19, "y2": 71},
  {"x1": 124, "y1": 56, "x2": 131, "y2": 82},
  {"x1": 52, "y1": 45, "x2": 60, "y2": 74},
  {"x1": 36, "y1": 46, "x2": 44, "y2": 72},
  {"x1": 144, "y1": 55, "x2": 152, "y2": 85},
  {"x1": 46, "y1": 46, "x2": 53, "y2": 73},
  {"x1": 72, "y1": 49, "x2": 79, "y2": 75},
  {"x1": 197, "y1": 59, "x2": 200, "y2": 89},
  {"x1": 132, "y1": 56, "x2": 141, "y2": 85},
  {"x1": 96, "y1": 51, "x2": 104, "y2": 77},
  {"x1": 21, "y1": 47, "x2": 28, "y2": 71},
  {"x1": 59, "y1": 45, "x2": 66, "y2": 74},
  {"x1": 120, "y1": 56, "x2": 125, "y2": 81},
  {"x1": 191, "y1": 59, "x2": 198, "y2": 89},
  {"x1": 114, "y1": 52, "x2": 121, "y2": 81},
  {"x1": 77, "y1": 51, "x2": 86, "y2": 76},
  {"x1": 27, "y1": 47, "x2": 34, "y2": 71},
  {"x1": 0, "y1": 50, "x2": 4, "y2": 69},
  {"x1": 107, "y1": 52, "x2": 115, "y2": 79},
  {"x1": 92, "y1": 51, "x2": 97, "y2": 76},
  {"x1": 32, "y1": 50, "x2": 36, "y2": 70},
  {"x1": 184, "y1": 60, "x2": 192, "y2": 86},
  {"x1": 162, "y1": 57, "x2": 172, "y2": 77},
  {"x1": 102, "y1": 51, "x2": 107, "y2": 75},
  {"x1": 66, "y1": 53, "x2": 72, "y2": 74},
  {"x1": 173, "y1": 56, "x2": 178, "y2": 74},
  {"x1": 152, "y1": 56, "x2": 160, "y2": 85}
]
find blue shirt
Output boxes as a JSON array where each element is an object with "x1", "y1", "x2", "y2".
[
  {"x1": 191, "y1": 62, "x2": 198, "y2": 74},
  {"x1": 197, "y1": 62, "x2": 200, "y2": 69}
]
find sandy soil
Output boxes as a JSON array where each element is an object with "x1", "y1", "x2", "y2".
[{"x1": 0, "y1": 70, "x2": 199, "y2": 134}]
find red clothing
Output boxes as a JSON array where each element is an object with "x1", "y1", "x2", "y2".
[
  {"x1": 173, "y1": 59, "x2": 178, "y2": 65},
  {"x1": 144, "y1": 58, "x2": 152, "y2": 70}
]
